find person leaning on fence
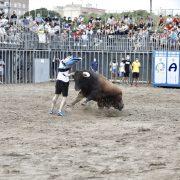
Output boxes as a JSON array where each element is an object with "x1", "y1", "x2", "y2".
[{"x1": 131, "y1": 58, "x2": 141, "y2": 86}]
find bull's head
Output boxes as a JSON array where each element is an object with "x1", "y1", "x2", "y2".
[
  {"x1": 114, "y1": 99, "x2": 124, "y2": 111},
  {"x1": 82, "y1": 72, "x2": 90, "y2": 77},
  {"x1": 73, "y1": 71, "x2": 91, "y2": 91}
]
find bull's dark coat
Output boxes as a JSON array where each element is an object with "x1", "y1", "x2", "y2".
[{"x1": 72, "y1": 70, "x2": 124, "y2": 111}]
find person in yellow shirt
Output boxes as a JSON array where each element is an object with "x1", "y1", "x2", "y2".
[{"x1": 131, "y1": 58, "x2": 141, "y2": 86}]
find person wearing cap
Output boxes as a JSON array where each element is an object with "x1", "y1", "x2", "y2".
[{"x1": 131, "y1": 58, "x2": 141, "y2": 86}]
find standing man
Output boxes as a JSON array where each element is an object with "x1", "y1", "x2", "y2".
[
  {"x1": 0, "y1": 60, "x2": 5, "y2": 84},
  {"x1": 91, "y1": 58, "x2": 98, "y2": 72},
  {"x1": 50, "y1": 53, "x2": 81, "y2": 116},
  {"x1": 124, "y1": 55, "x2": 131, "y2": 84},
  {"x1": 110, "y1": 59, "x2": 118, "y2": 82},
  {"x1": 131, "y1": 57, "x2": 141, "y2": 86},
  {"x1": 118, "y1": 58, "x2": 125, "y2": 83},
  {"x1": 10, "y1": 11, "x2": 17, "y2": 25}
]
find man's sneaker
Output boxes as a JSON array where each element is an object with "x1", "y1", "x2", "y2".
[
  {"x1": 57, "y1": 111, "x2": 65, "y2": 116},
  {"x1": 49, "y1": 110, "x2": 53, "y2": 115}
]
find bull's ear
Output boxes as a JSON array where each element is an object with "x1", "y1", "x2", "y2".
[{"x1": 83, "y1": 72, "x2": 90, "y2": 77}]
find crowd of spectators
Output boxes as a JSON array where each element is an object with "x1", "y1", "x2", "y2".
[
  {"x1": 0, "y1": 10, "x2": 20, "y2": 44},
  {"x1": 151, "y1": 14, "x2": 180, "y2": 49},
  {"x1": 0, "y1": 9, "x2": 180, "y2": 49}
]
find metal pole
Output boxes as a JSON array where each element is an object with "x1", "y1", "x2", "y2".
[
  {"x1": 8, "y1": 0, "x2": 11, "y2": 18},
  {"x1": 150, "y1": 0, "x2": 152, "y2": 14}
]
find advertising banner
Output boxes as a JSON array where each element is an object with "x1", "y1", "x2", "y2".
[
  {"x1": 154, "y1": 51, "x2": 167, "y2": 84},
  {"x1": 167, "y1": 52, "x2": 179, "y2": 85}
]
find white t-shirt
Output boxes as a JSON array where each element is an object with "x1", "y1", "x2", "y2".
[
  {"x1": 111, "y1": 62, "x2": 118, "y2": 70},
  {"x1": 166, "y1": 17, "x2": 173, "y2": 24},
  {"x1": 57, "y1": 70, "x2": 70, "y2": 82},
  {"x1": 57, "y1": 61, "x2": 70, "y2": 82},
  {"x1": 119, "y1": 62, "x2": 125, "y2": 72},
  {"x1": 0, "y1": 61, "x2": 5, "y2": 72}
]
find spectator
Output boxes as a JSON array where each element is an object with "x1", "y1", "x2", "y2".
[
  {"x1": 173, "y1": 15, "x2": 179, "y2": 26},
  {"x1": 91, "y1": 58, "x2": 98, "y2": 72},
  {"x1": 169, "y1": 29, "x2": 178, "y2": 49},
  {"x1": 35, "y1": 13, "x2": 44, "y2": 24},
  {"x1": 0, "y1": 60, "x2": 5, "y2": 83},
  {"x1": 159, "y1": 29, "x2": 168, "y2": 49},
  {"x1": 131, "y1": 57, "x2": 141, "y2": 86},
  {"x1": 110, "y1": 59, "x2": 118, "y2": 82},
  {"x1": 0, "y1": 10, "x2": 5, "y2": 18},
  {"x1": 118, "y1": 58, "x2": 125, "y2": 83},
  {"x1": 81, "y1": 31, "x2": 88, "y2": 46},
  {"x1": 139, "y1": 17, "x2": 145, "y2": 29},
  {"x1": 124, "y1": 55, "x2": 131, "y2": 84},
  {"x1": 166, "y1": 15, "x2": 173, "y2": 25},
  {"x1": 22, "y1": 17, "x2": 29, "y2": 28},
  {"x1": 10, "y1": 11, "x2": 17, "y2": 25},
  {"x1": 45, "y1": 16, "x2": 52, "y2": 23}
]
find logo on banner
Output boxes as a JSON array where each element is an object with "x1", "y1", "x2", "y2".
[
  {"x1": 156, "y1": 58, "x2": 165, "y2": 72},
  {"x1": 168, "y1": 59, "x2": 177, "y2": 72}
]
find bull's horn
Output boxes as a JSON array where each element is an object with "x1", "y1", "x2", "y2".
[{"x1": 83, "y1": 72, "x2": 90, "y2": 77}]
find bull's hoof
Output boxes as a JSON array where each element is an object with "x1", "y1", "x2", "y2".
[
  {"x1": 49, "y1": 110, "x2": 54, "y2": 114},
  {"x1": 67, "y1": 103, "x2": 75, "y2": 107},
  {"x1": 81, "y1": 102, "x2": 87, "y2": 106}
]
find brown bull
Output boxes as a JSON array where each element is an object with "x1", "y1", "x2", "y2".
[{"x1": 71, "y1": 70, "x2": 124, "y2": 111}]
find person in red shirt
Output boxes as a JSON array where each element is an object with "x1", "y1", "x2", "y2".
[
  {"x1": 159, "y1": 15, "x2": 165, "y2": 26},
  {"x1": 173, "y1": 15, "x2": 180, "y2": 26},
  {"x1": 165, "y1": 23, "x2": 174, "y2": 31}
]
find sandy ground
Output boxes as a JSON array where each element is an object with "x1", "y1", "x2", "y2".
[{"x1": 0, "y1": 82, "x2": 180, "y2": 180}]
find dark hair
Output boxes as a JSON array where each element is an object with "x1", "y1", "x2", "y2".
[{"x1": 67, "y1": 52, "x2": 72, "y2": 56}]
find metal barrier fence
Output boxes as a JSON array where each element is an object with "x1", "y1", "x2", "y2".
[
  {"x1": 0, "y1": 49, "x2": 50, "y2": 84},
  {"x1": 0, "y1": 49, "x2": 152, "y2": 84},
  {"x1": 0, "y1": 33, "x2": 179, "y2": 52},
  {"x1": 50, "y1": 35, "x2": 152, "y2": 52}
]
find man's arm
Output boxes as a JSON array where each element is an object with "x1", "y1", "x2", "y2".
[
  {"x1": 66, "y1": 72, "x2": 74, "y2": 77},
  {"x1": 63, "y1": 72, "x2": 74, "y2": 77}
]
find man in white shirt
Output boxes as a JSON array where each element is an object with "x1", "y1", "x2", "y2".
[
  {"x1": 0, "y1": 60, "x2": 5, "y2": 83},
  {"x1": 50, "y1": 54, "x2": 81, "y2": 116},
  {"x1": 166, "y1": 15, "x2": 173, "y2": 24},
  {"x1": 118, "y1": 58, "x2": 125, "y2": 83}
]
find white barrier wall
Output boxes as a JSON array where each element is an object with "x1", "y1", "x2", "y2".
[{"x1": 153, "y1": 51, "x2": 180, "y2": 87}]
